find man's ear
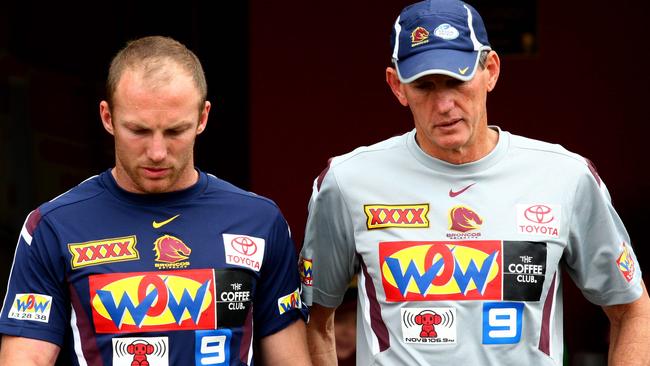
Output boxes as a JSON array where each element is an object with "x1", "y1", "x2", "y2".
[
  {"x1": 99, "y1": 101, "x2": 114, "y2": 135},
  {"x1": 386, "y1": 67, "x2": 409, "y2": 107},
  {"x1": 485, "y1": 51, "x2": 500, "y2": 92},
  {"x1": 197, "y1": 101, "x2": 210, "y2": 135}
]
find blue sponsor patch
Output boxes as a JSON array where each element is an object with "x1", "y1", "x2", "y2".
[
  {"x1": 482, "y1": 302, "x2": 524, "y2": 344},
  {"x1": 195, "y1": 329, "x2": 232, "y2": 366}
]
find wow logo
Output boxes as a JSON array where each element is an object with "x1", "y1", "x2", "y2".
[
  {"x1": 380, "y1": 241, "x2": 502, "y2": 301},
  {"x1": 9, "y1": 293, "x2": 52, "y2": 323},
  {"x1": 616, "y1": 242, "x2": 635, "y2": 283},
  {"x1": 277, "y1": 288, "x2": 301, "y2": 315},
  {"x1": 299, "y1": 257, "x2": 313, "y2": 287},
  {"x1": 89, "y1": 269, "x2": 216, "y2": 333}
]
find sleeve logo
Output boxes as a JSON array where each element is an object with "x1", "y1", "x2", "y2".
[
  {"x1": 9, "y1": 293, "x2": 52, "y2": 323},
  {"x1": 616, "y1": 242, "x2": 636, "y2": 282},
  {"x1": 68, "y1": 235, "x2": 139, "y2": 269},
  {"x1": 222, "y1": 234, "x2": 265, "y2": 272},
  {"x1": 299, "y1": 257, "x2": 313, "y2": 286},
  {"x1": 277, "y1": 288, "x2": 301, "y2": 315}
]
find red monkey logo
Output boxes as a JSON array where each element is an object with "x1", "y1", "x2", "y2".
[
  {"x1": 127, "y1": 340, "x2": 154, "y2": 366},
  {"x1": 415, "y1": 310, "x2": 442, "y2": 337}
]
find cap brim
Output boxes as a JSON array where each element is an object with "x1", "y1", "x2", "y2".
[{"x1": 395, "y1": 49, "x2": 482, "y2": 83}]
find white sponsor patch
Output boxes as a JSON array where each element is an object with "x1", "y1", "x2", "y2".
[
  {"x1": 516, "y1": 204, "x2": 561, "y2": 238},
  {"x1": 433, "y1": 24, "x2": 459, "y2": 40},
  {"x1": 112, "y1": 336, "x2": 169, "y2": 366},
  {"x1": 222, "y1": 234, "x2": 265, "y2": 272},
  {"x1": 9, "y1": 293, "x2": 52, "y2": 323},
  {"x1": 400, "y1": 307, "x2": 456, "y2": 345}
]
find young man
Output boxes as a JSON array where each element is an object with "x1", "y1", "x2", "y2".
[
  {"x1": 300, "y1": 0, "x2": 650, "y2": 365},
  {"x1": 0, "y1": 36, "x2": 310, "y2": 365}
]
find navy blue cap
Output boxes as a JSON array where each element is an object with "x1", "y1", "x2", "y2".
[{"x1": 390, "y1": 0, "x2": 491, "y2": 83}]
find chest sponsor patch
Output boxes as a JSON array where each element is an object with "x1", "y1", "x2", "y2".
[
  {"x1": 502, "y1": 241, "x2": 547, "y2": 301},
  {"x1": 364, "y1": 204, "x2": 429, "y2": 229},
  {"x1": 8, "y1": 293, "x2": 52, "y2": 323},
  {"x1": 400, "y1": 307, "x2": 456, "y2": 345},
  {"x1": 380, "y1": 240, "x2": 547, "y2": 302},
  {"x1": 277, "y1": 287, "x2": 302, "y2": 315},
  {"x1": 482, "y1": 302, "x2": 524, "y2": 344},
  {"x1": 214, "y1": 269, "x2": 253, "y2": 328},
  {"x1": 380, "y1": 240, "x2": 502, "y2": 301},
  {"x1": 195, "y1": 329, "x2": 232, "y2": 366},
  {"x1": 89, "y1": 269, "x2": 216, "y2": 333},
  {"x1": 446, "y1": 206, "x2": 483, "y2": 239},
  {"x1": 153, "y1": 234, "x2": 191, "y2": 270},
  {"x1": 516, "y1": 204, "x2": 561, "y2": 238},
  {"x1": 222, "y1": 234, "x2": 265, "y2": 272},
  {"x1": 617, "y1": 242, "x2": 636, "y2": 282},
  {"x1": 68, "y1": 235, "x2": 139, "y2": 269},
  {"x1": 112, "y1": 336, "x2": 169, "y2": 366}
]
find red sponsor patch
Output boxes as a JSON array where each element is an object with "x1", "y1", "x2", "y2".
[
  {"x1": 364, "y1": 204, "x2": 429, "y2": 229},
  {"x1": 89, "y1": 269, "x2": 216, "y2": 333},
  {"x1": 68, "y1": 236, "x2": 139, "y2": 269},
  {"x1": 379, "y1": 241, "x2": 502, "y2": 301}
]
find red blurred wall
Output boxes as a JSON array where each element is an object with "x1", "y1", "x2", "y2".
[{"x1": 251, "y1": 0, "x2": 649, "y2": 246}]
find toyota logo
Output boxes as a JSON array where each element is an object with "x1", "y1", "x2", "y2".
[
  {"x1": 524, "y1": 205, "x2": 554, "y2": 224},
  {"x1": 231, "y1": 236, "x2": 258, "y2": 256}
]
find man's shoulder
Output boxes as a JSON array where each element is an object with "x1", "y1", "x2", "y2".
[
  {"x1": 37, "y1": 174, "x2": 106, "y2": 218},
  {"x1": 203, "y1": 173, "x2": 282, "y2": 214},
  {"x1": 331, "y1": 131, "x2": 410, "y2": 167},
  {"x1": 508, "y1": 132, "x2": 590, "y2": 167},
  {"x1": 312, "y1": 131, "x2": 411, "y2": 191}
]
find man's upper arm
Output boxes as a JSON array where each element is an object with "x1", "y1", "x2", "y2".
[
  {"x1": 259, "y1": 319, "x2": 311, "y2": 365},
  {"x1": 0, "y1": 335, "x2": 60, "y2": 365}
]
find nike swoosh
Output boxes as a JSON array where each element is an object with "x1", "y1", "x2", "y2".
[
  {"x1": 458, "y1": 66, "x2": 469, "y2": 75},
  {"x1": 449, "y1": 183, "x2": 476, "y2": 197},
  {"x1": 153, "y1": 214, "x2": 180, "y2": 229}
]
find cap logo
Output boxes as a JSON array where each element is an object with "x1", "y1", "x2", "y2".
[
  {"x1": 411, "y1": 26, "x2": 430, "y2": 47},
  {"x1": 433, "y1": 24, "x2": 459, "y2": 40},
  {"x1": 458, "y1": 67, "x2": 469, "y2": 75}
]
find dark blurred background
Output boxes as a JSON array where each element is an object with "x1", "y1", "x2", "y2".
[{"x1": 1, "y1": 1, "x2": 647, "y2": 365}]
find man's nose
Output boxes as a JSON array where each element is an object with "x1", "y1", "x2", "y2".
[
  {"x1": 147, "y1": 133, "x2": 167, "y2": 162},
  {"x1": 433, "y1": 90, "x2": 455, "y2": 114}
]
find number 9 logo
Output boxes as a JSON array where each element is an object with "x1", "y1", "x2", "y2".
[{"x1": 482, "y1": 302, "x2": 524, "y2": 344}]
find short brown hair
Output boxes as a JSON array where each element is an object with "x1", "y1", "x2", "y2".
[{"x1": 106, "y1": 36, "x2": 207, "y2": 108}]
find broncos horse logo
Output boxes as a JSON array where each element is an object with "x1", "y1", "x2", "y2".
[
  {"x1": 153, "y1": 235, "x2": 191, "y2": 263},
  {"x1": 448, "y1": 206, "x2": 483, "y2": 232},
  {"x1": 411, "y1": 26, "x2": 430, "y2": 45}
]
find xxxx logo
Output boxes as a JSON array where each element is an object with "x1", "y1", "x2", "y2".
[
  {"x1": 68, "y1": 236, "x2": 139, "y2": 269},
  {"x1": 364, "y1": 204, "x2": 429, "y2": 230}
]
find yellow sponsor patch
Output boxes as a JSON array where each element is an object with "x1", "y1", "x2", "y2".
[
  {"x1": 364, "y1": 204, "x2": 429, "y2": 229},
  {"x1": 68, "y1": 236, "x2": 139, "y2": 269}
]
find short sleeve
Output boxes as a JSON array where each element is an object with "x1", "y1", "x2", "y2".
[
  {"x1": 564, "y1": 169, "x2": 643, "y2": 306},
  {"x1": 300, "y1": 166, "x2": 358, "y2": 308},
  {"x1": 253, "y1": 211, "x2": 308, "y2": 338},
  {"x1": 0, "y1": 209, "x2": 69, "y2": 346}
]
